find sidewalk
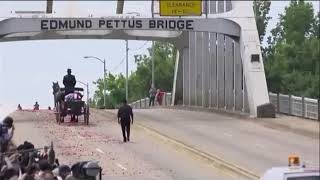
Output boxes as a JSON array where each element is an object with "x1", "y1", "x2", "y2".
[
  {"x1": 256, "y1": 114, "x2": 319, "y2": 139},
  {"x1": 159, "y1": 105, "x2": 318, "y2": 138}
]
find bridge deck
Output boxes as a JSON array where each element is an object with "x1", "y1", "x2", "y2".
[{"x1": 111, "y1": 108, "x2": 319, "y2": 175}]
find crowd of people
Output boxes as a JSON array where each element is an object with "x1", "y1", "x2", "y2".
[
  {"x1": 0, "y1": 116, "x2": 102, "y2": 180},
  {"x1": 16, "y1": 102, "x2": 50, "y2": 112}
]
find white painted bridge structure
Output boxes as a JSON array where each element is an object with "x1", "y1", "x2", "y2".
[{"x1": 0, "y1": 1, "x2": 274, "y2": 117}]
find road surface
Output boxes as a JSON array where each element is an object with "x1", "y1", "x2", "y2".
[
  {"x1": 11, "y1": 109, "x2": 242, "y2": 180},
  {"x1": 102, "y1": 108, "x2": 319, "y2": 176}
]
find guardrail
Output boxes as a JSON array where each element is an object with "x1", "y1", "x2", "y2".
[
  {"x1": 130, "y1": 93, "x2": 172, "y2": 109},
  {"x1": 269, "y1": 92, "x2": 319, "y2": 120},
  {"x1": 130, "y1": 92, "x2": 319, "y2": 120}
]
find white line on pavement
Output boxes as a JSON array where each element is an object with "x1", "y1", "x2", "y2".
[
  {"x1": 305, "y1": 160, "x2": 312, "y2": 165},
  {"x1": 223, "y1": 132, "x2": 233, "y2": 137},
  {"x1": 95, "y1": 148, "x2": 105, "y2": 154},
  {"x1": 77, "y1": 134, "x2": 85, "y2": 139},
  {"x1": 255, "y1": 144, "x2": 265, "y2": 149},
  {"x1": 116, "y1": 163, "x2": 127, "y2": 171}
]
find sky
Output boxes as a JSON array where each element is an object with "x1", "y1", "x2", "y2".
[{"x1": 0, "y1": 1, "x2": 319, "y2": 109}]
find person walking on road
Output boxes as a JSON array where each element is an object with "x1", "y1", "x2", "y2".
[
  {"x1": 117, "y1": 99, "x2": 133, "y2": 143},
  {"x1": 34, "y1": 102, "x2": 39, "y2": 111},
  {"x1": 149, "y1": 86, "x2": 156, "y2": 106},
  {"x1": 17, "y1": 104, "x2": 22, "y2": 111}
]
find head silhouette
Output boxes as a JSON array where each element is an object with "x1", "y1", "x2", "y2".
[
  {"x1": 122, "y1": 99, "x2": 127, "y2": 105},
  {"x1": 3, "y1": 116, "x2": 13, "y2": 128},
  {"x1": 67, "y1": 69, "x2": 72, "y2": 75}
]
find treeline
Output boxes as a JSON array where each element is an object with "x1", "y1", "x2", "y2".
[
  {"x1": 91, "y1": 0, "x2": 319, "y2": 108},
  {"x1": 90, "y1": 42, "x2": 176, "y2": 109},
  {"x1": 262, "y1": 0, "x2": 319, "y2": 98}
]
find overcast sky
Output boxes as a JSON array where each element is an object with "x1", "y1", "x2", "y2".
[{"x1": 0, "y1": 1, "x2": 319, "y2": 109}]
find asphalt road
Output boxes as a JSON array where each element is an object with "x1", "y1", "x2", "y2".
[
  {"x1": 102, "y1": 108, "x2": 319, "y2": 176},
  {"x1": 11, "y1": 110, "x2": 240, "y2": 180}
]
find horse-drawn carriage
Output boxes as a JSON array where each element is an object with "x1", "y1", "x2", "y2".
[{"x1": 52, "y1": 82, "x2": 90, "y2": 125}]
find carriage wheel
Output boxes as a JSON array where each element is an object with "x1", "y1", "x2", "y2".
[
  {"x1": 56, "y1": 103, "x2": 61, "y2": 124},
  {"x1": 57, "y1": 102, "x2": 64, "y2": 124},
  {"x1": 84, "y1": 105, "x2": 89, "y2": 125}
]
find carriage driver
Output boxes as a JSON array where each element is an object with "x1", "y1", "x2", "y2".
[{"x1": 63, "y1": 68, "x2": 77, "y2": 95}]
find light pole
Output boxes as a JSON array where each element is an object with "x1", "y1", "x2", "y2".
[
  {"x1": 124, "y1": 12, "x2": 140, "y2": 101},
  {"x1": 151, "y1": 3, "x2": 155, "y2": 89},
  {"x1": 77, "y1": 81, "x2": 89, "y2": 104},
  {"x1": 83, "y1": 56, "x2": 106, "y2": 108},
  {"x1": 152, "y1": 41, "x2": 155, "y2": 88},
  {"x1": 126, "y1": 40, "x2": 129, "y2": 101}
]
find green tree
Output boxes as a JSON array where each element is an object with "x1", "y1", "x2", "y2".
[
  {"x1": 129, "y1": 42, "x2": 176, "y2": 100},
  {"x1": 92, "y1": 42, "x2": 177, "y2": 108},
  {"x1": 253, "y1": 0, "x2": 272, "y2": 43},
  {"x1": 311, "y1": 12, "x2": 320, "y2": 38},
  {"x1": 265, "y1": 0, "x2": 319, "y2": 98},
  {"x1": 106, "y1": 73, "x2": 126, "y2": 106},
  {"x1": 281, "y1": 0, "x2": 315, "y2": 44}
]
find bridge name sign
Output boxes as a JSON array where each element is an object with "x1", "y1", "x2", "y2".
[
  {"x1": 40, "y1": 19, "x2": 194, "y2": 31},
  {"x1": 0, "y1": 18, "x2": 241, "y2": 39}
]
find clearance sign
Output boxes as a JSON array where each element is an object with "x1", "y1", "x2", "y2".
[{"x1": 159, "y1": 0, "x2": 202, "y2": 16}]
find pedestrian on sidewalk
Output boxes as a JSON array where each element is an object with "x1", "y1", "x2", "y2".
[
  {"x1": 156, "y1": 89, "x2": 164, "y2": 106},
  {"x1": 117, "y1": 99, "x2": 133, "y2": 143},
  {"x1": 149, "y1": 86, "x2": 156, "y2": 107}
]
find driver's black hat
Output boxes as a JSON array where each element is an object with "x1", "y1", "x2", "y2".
[{"x1": 67, "y1": 68, "x2": 72, "y2": 73}]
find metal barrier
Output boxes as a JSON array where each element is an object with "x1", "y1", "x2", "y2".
[
  {"x1": 130, "y1": 92, "x2": 172, "y2": 109},
  {"x1": 269, "y1": 92, "x2": 319, "y2": 120},
  {"x1": 130, "y1": 92, "x2": 319, "y2": 120}
]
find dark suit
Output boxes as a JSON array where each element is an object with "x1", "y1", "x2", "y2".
[
  {"x1": 117, "y1": 104, "x2": 133, "y2": 142},
  {"x1": 63, "y1": 74, "x2": 76, "y2": 95}
]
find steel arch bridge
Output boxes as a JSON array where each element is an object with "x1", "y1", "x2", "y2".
[{"x1": 0, "y1": 1, "x2": 275, "y2": 118}]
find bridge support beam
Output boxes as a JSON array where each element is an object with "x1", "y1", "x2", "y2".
[
  {"x1": 172, "y1": 49, "x2": 183, "y2": 106},
  {"x1": 172, "y1": 1, "x2": 274, "y2": 118},
  {"x1": 226, "y1": 2, "x2": 273, "y2": 117}
]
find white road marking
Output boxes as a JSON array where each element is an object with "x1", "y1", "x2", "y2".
[
  {"x1": 223, "y1": 132, "x2": 233, "y2": 137},
  {"x1": 116, "y1": 163, "x2": 127, "y2": 171},
  {"x1": 95, "y1": 148, "x2": 105, "y2": 154},
  {"x1": 305, "y1": 160, "x2": 312, "y2": 165},
  {"x1": 77, "y1": 134, "x2": 85, "y2": 139},
  {"x1": 255, "y1": 143, "x2": 265, "y2": 149}
]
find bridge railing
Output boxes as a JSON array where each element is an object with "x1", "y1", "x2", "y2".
[
  {"x1": 130, "y1": 92, "x2": 172, "y2": 109},
  {"x1": 269, "y1": 92, "x2": 319, "y2": 121},
  {"x1": 130, "y1": 92, "x2": 319, "y2": 120}
]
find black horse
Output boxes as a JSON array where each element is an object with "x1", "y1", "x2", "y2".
[
  {"x1": 52, "y1": 82, "x2": 78, "y2": 122},
  {"x1": 52, "y1": 82, "x2": 66, "y2": 122},
  {"x1": 52, "y1": 82, "x2": 64, "y2": 107}
]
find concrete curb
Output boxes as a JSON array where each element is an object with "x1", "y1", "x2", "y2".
[{"x1": 100, "y1": 109, "x2": 260, "y2": 179}]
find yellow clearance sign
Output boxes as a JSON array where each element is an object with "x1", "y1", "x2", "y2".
[{"x1": 159, "y1": 0, "x2": 202, "y2": 16}]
